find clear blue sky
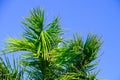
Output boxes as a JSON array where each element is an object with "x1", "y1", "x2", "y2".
[{"x1": 0, "y1": 0, "x2": 120, "y2": 80}]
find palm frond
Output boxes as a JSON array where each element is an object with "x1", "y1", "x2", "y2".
[
  {"x1": 0, "y1": 55, "x2": 24, "y2": 80},
  {"x1": 53, "y1": 33, "x2": 102, "y2": 79}
]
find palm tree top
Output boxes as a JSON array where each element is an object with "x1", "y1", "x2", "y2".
[{"x1": 1, "y1": 7, "x2": 103, "y2": 80}]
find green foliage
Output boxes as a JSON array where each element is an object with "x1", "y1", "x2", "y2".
[
  {"x1": 0, "y1": 55, "x2": 23, "y2": 80},
  {"x1": 1, "y1": 7, "x2": 103, "y2": 80},
  {"x1": 52, "y1": 33, "x2": 102, "y2": 80}
]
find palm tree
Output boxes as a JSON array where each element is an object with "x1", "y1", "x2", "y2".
[{"x1": 3, "y1": 7, "x2": 102, "y2": 80}]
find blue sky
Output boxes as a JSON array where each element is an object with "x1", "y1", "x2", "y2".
[{"x1": 0, "y1": 0, "x2": 120, "y2": 80}]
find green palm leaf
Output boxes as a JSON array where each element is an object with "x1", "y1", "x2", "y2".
[
  {"x1": 0, "y1": 55, "x2": 23, "y2": 80},
  {"x1": 53, "y1": 33, "x2": 102, "y2": 79}
]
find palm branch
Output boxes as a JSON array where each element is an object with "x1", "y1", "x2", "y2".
[
  {"x1": 0, "y1": 55, "x2": 23, "y2": 80},
  {"x1": 52, "y1": 33, "x2": 102, "y2": 79}
]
